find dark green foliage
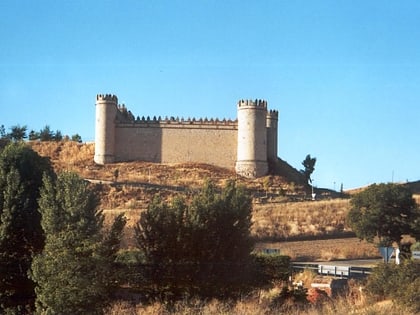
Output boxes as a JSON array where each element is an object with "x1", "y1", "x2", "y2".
[
  {"x1": 300, "y1": 154, "x2": 316, "y2": 184},
  {"x1": 54, "y1": 129, "x2": 63, "y2": 141},
  {"x1": 0, "y1": 143, "x2": 53, "y2": 313},
  {"x1": 28, "y1": 130, "x2": 40, "y2": 141},
  {"x1": 411, "y1": 215, "x2": 420, "y2": 241},
  {"x1": 252, "y1": 254, "x2": 291, "y2": 286},
  {"x1": 347, "y1": 183, "x2": 419, "y2": 246},
  {"x1": 39, "y1": 125, "x2": 54, "y2": 141},
  {"x1": 71, "y1": 133, "x2": 83, "y2": 143},
  {"x1": 8, "y1": 125, "x2": 27, "y2": 141},
  {"x1": 135, "y1": 180, "x2": 254, "y2": 298},
  {"x1": 31, "y1": 172, "x2": 125, "y2": 315},
  {"x1": 366, "y1": 260, "x2": 420, "y2": 313},
  {"x1": 0, "y1": 125, "x2": 6, "y2": 138},
  {"x1": 411, "y1": 242, "x2": 420, "y2": 251}
]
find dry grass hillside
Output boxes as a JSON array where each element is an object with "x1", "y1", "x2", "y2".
[
  {"x1": 28, "y1": 141, "x2": 312, "y2": 205},
  {"x1": 27, "y1": 141, "x2": 417, "y2": 261}
]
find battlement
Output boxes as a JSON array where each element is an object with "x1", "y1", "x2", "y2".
[
  {"x1": 237, "y1": 99, "x2": 268, "y2": 108},
  {"x1": 115, "y1": 103, "x2": 237, "y2": 126},
  {"x1": 96, "y1": 94, "x2": 118, "y2": 102},
  {"x1": 129, "y1": 115, "x2": 237, "y2": 125},
  {"x1": 268, "y1": 109, "x2": 279, "y2": 119}
]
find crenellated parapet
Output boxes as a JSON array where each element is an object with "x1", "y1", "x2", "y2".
[
  {"x1": 96, "y1": 94, "x2": 118, "y2": 102},
  {"x1": 268, "y1": 109, "x2": 279, "y2": 118},
  {"x1": 115, "y1": 103, "x2": 237, "y2": 126},
  {"x1": 132, "y1": 116, "x2": 237, "y2": 125},
  {"x1": 237, "y1": 99, "x2": 268, "y2": 108}
]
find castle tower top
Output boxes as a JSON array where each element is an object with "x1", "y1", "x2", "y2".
[
  {"x1": 267, "y1": 109, "x2": 279, "y2": 119},
  {"x1": 237, "y1": 99, "x2": 267, "y2": 108},
  {"x1": 96, "y1": 94, "x2": 118, "y2": 102}
]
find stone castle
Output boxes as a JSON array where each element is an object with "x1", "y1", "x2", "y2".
[{"x1": 94, "y1": 94, "x2": 279, "y2": 178}]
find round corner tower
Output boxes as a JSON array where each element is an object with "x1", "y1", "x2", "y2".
[
  {"x1": 94, "y1": 94, "x2": 118, "y2": 165},
  {"x1": 266, "y1": 109, "x2": 279, "y2": 163},
  {"x1": 235, "y1": 99, "x2": 269, "y2": 178}
]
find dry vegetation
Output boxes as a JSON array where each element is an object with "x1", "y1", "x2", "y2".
[
  {"x1": 252, "y1": 199, "x2": 350, "y2": 240},
  {"x1": 28, "y1": 142, "x2": 420, "y2": 314},
  {"x1": 104, "y1": 270, "x2": 412, "y2": 314},
  {"x1": 28, "y1": 141, "x2": 416, "y2": 261},
  {"x1": 255, "y1": 238, "x2": 379, "y2": 262},
  {"x1": 105, "y1": 291, "x2": 409, "y2": 315}
]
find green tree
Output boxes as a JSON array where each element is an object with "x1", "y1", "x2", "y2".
[
  {"x1": 366, "y1": 260, "x2": 420, "y2": 313},
  {"x1": 300, "y1": 154, "x2": 316, "y2": 184},
  {"x1": 135, "y1": 180, "x2": 254, "y2": 298},
  {"x1": 8, "y1": 125, "x2": 27, "y2": 142},
  {"x1": 411, "y1": 215, "x2": 420, "y2": 241},
  {"x1": 0, "y1": 125, "x2": 6, "y2": 138},
  {"x1": 53, "y1": 130, "x2": 63, "y2": 141},
  {"x1": 347, "y1": 183, "x2": 419, "y2": 246},
  {"x1": 71, "y1": 133, "x2": 82, "y2": 143},
  {"x1": 39, "y1": 125, "x2": 54, "y2": 141},
  {"x1": 31, "y1": 172, "x2": 125, "y2": 315},
  {"x1": 0, "y1": 143, "x2": 53, "y2": 313},
  {"x1": 28, "y1": 130, "x2": 40, "y2": 141}
]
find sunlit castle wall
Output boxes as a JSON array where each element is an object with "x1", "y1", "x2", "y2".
[
  {"x1": 266, "y1": 109, "x2": 279, "y2": 163},
  {"x1": 94, "y1": 95, "x2": 279, "y2": 178},
  {"x1": 113, "y1": 115, "x2": 238, "y2": 169},
  {"x1": 94, "y1": 94, "x2": 117, "y2": 164},
  {"x1": 235, "y1": 99, "x2": 269, "y2": 178}
]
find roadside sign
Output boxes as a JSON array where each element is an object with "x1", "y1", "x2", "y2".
[
  {"x1": 413, "y1": 251, "x2": 420, "y2": 260},
  {"x1": 379, "y1": 247, "x2": 394, "y2": 263}
]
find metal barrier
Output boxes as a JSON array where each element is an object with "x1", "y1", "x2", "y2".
[{"x1": 291, "y1": 262, "x2": 372, "y2": 278}]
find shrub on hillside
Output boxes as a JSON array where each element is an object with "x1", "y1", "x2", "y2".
[
  {"x1": 251, "y1": 254, "x2": 291, "y2": 286},
  {"x1": 135, "y1": 180, "x2": 254, "y2": 299},
  {"x1": 366, "y1": 260, "x2": 420, "y2": 313}
]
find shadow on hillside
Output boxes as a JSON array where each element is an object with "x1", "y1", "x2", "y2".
[
  {"x1": 270, "y1": 157, "x2": 306, "y2": 186},
  {"x1": 405, "y1": 180, "x2": 420, "y2": 194}
]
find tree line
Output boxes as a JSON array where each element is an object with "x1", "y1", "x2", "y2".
[
  {"x1": 0, "y1": 143, "x2": 124, "y2": 314},
  {"x1": 1, "y1": 141, "x2": 419, "y2": 314},
  {"x1": 0, "y1": 124, "x2": 82, "y2": 143},
  {"x1": 0, "y1": 142, "x2": 292, "y2": 314}
]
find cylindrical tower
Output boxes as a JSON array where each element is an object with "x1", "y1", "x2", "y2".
[
  {"x1": 266, "y1": 109, "x2": 279, "y2": 164},
  {"x1": 235, "y1": 99, "x2": 268, "y2": 178},
  {"x1": 94, "y1": 94, "x2": 117, "y2": 164}
]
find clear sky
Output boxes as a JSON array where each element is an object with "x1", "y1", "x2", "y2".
[{"x1": 1, "y1": 0, "x2": 419, "y2": 190}]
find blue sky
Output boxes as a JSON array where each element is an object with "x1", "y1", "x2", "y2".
[{"x1": 1, "y1": 0, "x2": 419, "y2": 189}]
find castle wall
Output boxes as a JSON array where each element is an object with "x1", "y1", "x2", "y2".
[
  {"x1": 113, "y1": 120, "x2": 237, "y2": 169},
  {"x1": 95, "y1": 94, "x2": 279, "y2": 178},
  {"x1": 266, "y1": 110, "x2": 279, "y2": 163},
  {"x1": 114, "y1": 123, "x2": 162, "y2": 162}
]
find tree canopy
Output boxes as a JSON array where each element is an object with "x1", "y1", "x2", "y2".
[
  {"x1": 135, "y1": 180, "x2": 254, "y2": 298},
  {"x1": 301, "y1": 154, "x2": 316, "y2": 184},
  {"x1": 0, "y1": 143, "x2": 53, "y2": 313},
  {"x1": 347, "y1": 183, "x2": 420, "y2": 246},
  {"x1": 31, "y1": 172, "x2": 125, "y2": 315},
  {"x1": 9, "y1": 125, "x2": 27, "y2": 142}
]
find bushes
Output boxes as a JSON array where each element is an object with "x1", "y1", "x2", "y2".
[
  {"x1": 251, "y1": 254, "x2": 291, "y2": 286},
  {"x1": 135, "y1": 180, "x2": 255, "y2": 299},
  {"x1": 366, "y1": 260, "x2": 420, "y2": 313}
]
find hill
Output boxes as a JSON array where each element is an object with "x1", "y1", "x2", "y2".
[
  {"x1": 28, "y1": 140, "x2": 417, "y2": 261},
  {"x1": 26, "y1": 141, "x2": 353, "y2": 237},
  {"x1": 28, "y1": 140, "x2": 310, "y2": 198}
]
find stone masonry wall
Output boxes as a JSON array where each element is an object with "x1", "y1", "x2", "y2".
[
  {"x1": 95, "y1": 94, "x2": 278, "y2": 178},
  {"x1": 114, "y1": 120, "x2": 238, "y2": 169}
]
